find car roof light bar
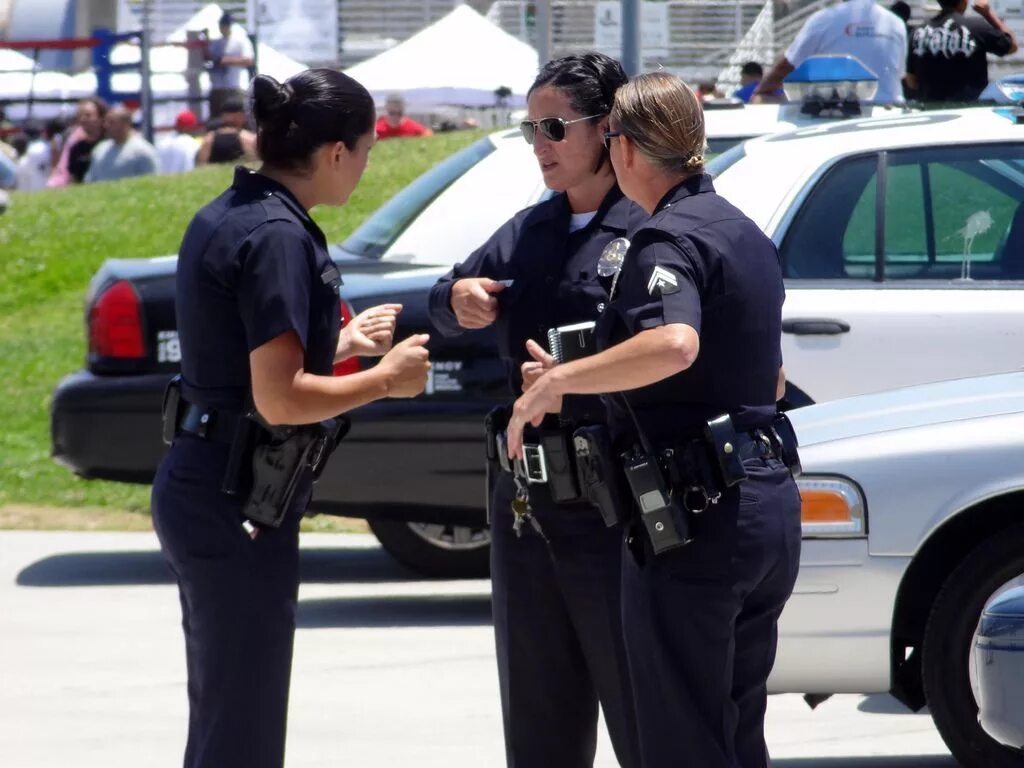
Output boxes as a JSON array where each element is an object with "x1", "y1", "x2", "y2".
[{"x1": 783, "y1": 55, "x2": 880, "y2": 118}]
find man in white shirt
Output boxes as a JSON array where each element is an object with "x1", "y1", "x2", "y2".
[
  {"x1": 157, "y1": 110, "x2": 200, "y2": 175},
  {"x1": 755, "y1": 0, "x2": 907, "y2": 104},
  {"x1": 16, "y1": 123, "x2": 52, "y2": 192},
  {"x1": 84, "y1": 106, "x2": 159, "y2": 184},
  {"x1": 205, "y1": 12, "x2": 255, "y2": 118}
]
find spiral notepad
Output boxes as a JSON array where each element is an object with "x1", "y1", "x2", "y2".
[{"x1": 547, "y1": 321, "x2": 597, "y2": 364}]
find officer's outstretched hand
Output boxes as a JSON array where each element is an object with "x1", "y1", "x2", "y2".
[
  {"x1": 450, "y1": 277, "x2": 505, "y2": 329},
  {"x1": 339, "y1": 303, "x2": 401, "y2": 358},
  {"x1": 378, "y1": 334, "x2": 431, "y2": 398},
  {"x1": 507, "y1": 371, "x2": 563, "y2": 461},
  {"x1": 520, "y1": 339, "x2": 557, "y2": 394}
]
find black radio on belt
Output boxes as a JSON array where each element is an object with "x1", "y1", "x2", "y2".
[
  {"x1": 547, "y1": 321, "x2": 597, "y2": 364},
  {"x1": 621, "y1": 447, "x2": 692, "y2": 554}
]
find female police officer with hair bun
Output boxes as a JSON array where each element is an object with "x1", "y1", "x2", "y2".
[
  {"x1": 508, "y1": 71, "x2": 801, "y2": 768},
  {"x1": 429, "y1": 53, "x2": 642, "y2": 768},
  {"x1": 151, "y1": 69, "x2": 431, "y2": 768}
]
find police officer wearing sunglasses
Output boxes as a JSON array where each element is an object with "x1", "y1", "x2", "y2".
[
  {"x1": 507, "y1": 72, "x2": 801, "y2": 768},
  {"x1": 429, "y1": 53, "x2": 642, "y2": 768}
]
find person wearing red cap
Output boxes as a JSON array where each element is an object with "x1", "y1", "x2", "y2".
[{"x1": 158, "y1": 110, "x2": 201, "y2": 175}]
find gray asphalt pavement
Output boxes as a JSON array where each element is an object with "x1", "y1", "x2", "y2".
[{"x1": 0, "y1": 531, "x2": 958, "y2": 767}]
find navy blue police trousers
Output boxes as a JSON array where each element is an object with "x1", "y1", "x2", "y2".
[
  {"x1": 490, "y1": 470, "x2": 641, "y2": 768},
  {"x1": 621, "y1": 458, "x2": 802, "y2": 768},
  {"x1": 151, "y1": 435, "x2": 307, "y2": 768}
]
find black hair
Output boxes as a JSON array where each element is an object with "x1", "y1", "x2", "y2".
[
  {"x1": 22, "y1": 120, "x2": 43, "y2": 140},
  {"x1": 741, "y1": 61, "x2": 763, "y2": 78},
  {"x1": 251, "y1": 69, "x2": 375, "y2": 171},
  {"x1": 221, "y1": 97, "x2": 245, "y2": 114},
  {"x1": 78, "y1": 96, "x2": 109, "y2": 118},
  {"x1": 528, "y1": 52, "x2": 628, "y2": 120},
  {"x1": 45, "y1": 116, "x2": 67, "y2": 138},
  {"x1": 936, "y1": 0, "x2": 960, "y2": 10},
  {"x1": 890, "y1": 1, "x2": 912, "y2": 22}
]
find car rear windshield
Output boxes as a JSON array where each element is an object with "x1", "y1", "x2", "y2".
[{"x1": 340, "y1": 137, "x2": 497, "y2": 259}]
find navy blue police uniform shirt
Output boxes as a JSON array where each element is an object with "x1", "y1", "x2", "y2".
[
  {"x1": 597, "y1": 174, "x2": 784, "y2": 445},
  {"x1": 429, "y1": 185, "x2": 645, "y2": 424},
  {"x1": 176, "y1": 166, "x2": 341, "y2": 414}
]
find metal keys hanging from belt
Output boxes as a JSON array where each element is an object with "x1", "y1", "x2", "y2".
[{"x1": 511, "y1": 466, "x2": 546, "y2": 540}]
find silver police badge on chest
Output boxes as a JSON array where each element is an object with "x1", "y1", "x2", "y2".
[
  {"x1": 598, "y1": 237, "x2": 630, "y2": 300},
  {"x1": 598, "y1": 237, "x2": 629, "y2": 277}
]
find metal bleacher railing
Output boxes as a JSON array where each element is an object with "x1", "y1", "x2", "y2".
[{"x1": 486, "y1": 0, "x2": 783, "y2": 83}]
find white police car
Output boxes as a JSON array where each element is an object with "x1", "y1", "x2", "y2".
[
  {"x1": 379, "y1": 60, "x2": 1024, "y2": 409},
  {"x1": 783, "y1": 370, "x2": 1024, "y2": 768}
]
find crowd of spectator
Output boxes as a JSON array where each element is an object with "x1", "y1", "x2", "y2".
[{"x1": 2, "y1": 0, "x2": 1017, "y2": 199}]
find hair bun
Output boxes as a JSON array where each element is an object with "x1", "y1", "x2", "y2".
[{"x1": 251, "y1": 75, "x2": 294, "y2": 129}]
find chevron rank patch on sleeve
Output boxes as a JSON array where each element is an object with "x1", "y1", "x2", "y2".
[{"x1": 647, "y1": 265, "x2": 680, "y2": 296}]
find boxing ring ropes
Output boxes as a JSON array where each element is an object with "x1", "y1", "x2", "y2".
[{"x1": 0, "y1": 29, "x2": 231, "y2": 140}]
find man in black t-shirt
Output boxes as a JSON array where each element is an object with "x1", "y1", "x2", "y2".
[{"x1": 909, "y1": 0, "x2": 1017, "y2": 102}]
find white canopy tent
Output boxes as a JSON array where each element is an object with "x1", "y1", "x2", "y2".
[
  {"x1": 0, "y1": 70, "x2": 74, "y2": 119},
  {"x1": 0, "y1": 46, "x2": 73, "y2": 119},
  {"x1": 0, "y1": 47, "x2": 40, "y2": 73},
  {"x1": 344, "y1": 5, "x2": 538, "y2": 108}
]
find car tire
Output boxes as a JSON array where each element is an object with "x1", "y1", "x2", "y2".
[
  {"x1": 921, "y1": 524, "x2": 1024, "y2": 767},
  {"x1": 368, "y1": 519, "x2": 491, "y2": 579}
]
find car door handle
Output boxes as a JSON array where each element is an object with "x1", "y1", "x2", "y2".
[{"x1": 783, "y1": 319, "x2": 851, "y2": 336}]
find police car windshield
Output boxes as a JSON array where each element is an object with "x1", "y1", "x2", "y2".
[{"x1": 340, "y1": 137, "x2": 497, "y2": 259}]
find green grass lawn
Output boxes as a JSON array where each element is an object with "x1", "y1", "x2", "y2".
[{"x1": 0, "y1": 130, "x2": 485, "y2": 521}]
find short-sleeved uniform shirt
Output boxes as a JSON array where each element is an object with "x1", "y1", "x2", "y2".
[
  {"x1": 785, "y1": 0, "x2": 907, "y2": 104},
  {"x1": 909, "y1": 12, "x2": 1014, "y2": 102},
  {"x1": 176, "y1": 166, "x2": 341, "y2": 415},
  {"x1": 597, "y1": 175, "x2": 784, "y2": 445},
  {"x1": 429, "y1": 185, "x2": 644, "y2": 425}
]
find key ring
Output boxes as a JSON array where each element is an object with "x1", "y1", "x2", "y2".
[{"x1": 683, "y1": 485, "x2": 720, "y2": 514}]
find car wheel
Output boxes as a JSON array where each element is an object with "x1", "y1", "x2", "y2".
[
  {"x1": 367, "y1": 519, "x2": 491, "y2": 579},
  {"x1": 922, "y1": 524, "x2": 1024, "y2": 767}
]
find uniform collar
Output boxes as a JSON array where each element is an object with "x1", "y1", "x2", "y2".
[
  {"x1": 232, "y1": 166, "x2": 310, "y2": 222},
  {"x1": 231, "y1": 166, "x2": 327, "y2": 247},
  {"x1": 653, "y1": 173, "x2": 715, "y2": 214},
  {"x1": 540, "y1": 184, "x2": 632, "y2": 232}
]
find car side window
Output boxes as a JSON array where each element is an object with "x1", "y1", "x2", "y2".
[
  {"x1": 906, "y1": 148, "x2": 1024, "y2": 281},
  {"x1": 782, "y1": 144, "x2": 1024, "y2": 281},
  {"x1": 780, "y1": 154, "x2": 878, "y2": 279}
]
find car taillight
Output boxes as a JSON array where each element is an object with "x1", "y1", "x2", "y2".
[
  {"x1": 89, "y1": 280, "x2": 145, "y2": 359},
  {"x1": 333, "y1": 298, "x2": 361, "y2": 376}
]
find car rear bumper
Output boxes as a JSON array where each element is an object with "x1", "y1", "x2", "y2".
[
  {"x1": 51, "y1": 370, "x2": 171, "y2": 483},
  {"x1": 50, "y1": 370, "x2": 491, "y2": 526}
]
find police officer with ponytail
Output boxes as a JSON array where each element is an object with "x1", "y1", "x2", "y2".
[
  {"x1": 429, "y1": 53, "x2": 642, "y2": 768},
  {"x1": 508, "y1": 72, "x2": 801, "y2": 768},
  {"x1": 152, "y1": 69, "x2": 431, "y2": 768}
]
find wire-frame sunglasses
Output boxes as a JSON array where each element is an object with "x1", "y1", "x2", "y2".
[
  {"x1": 519, "y1": 114, "x2": 604, "y2": 144},
  {"x1": 602, "y1": 130, "x2": 622, "y2": 150}
]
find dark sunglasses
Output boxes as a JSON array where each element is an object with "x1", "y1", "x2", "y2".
[
  {"x1": 602, "y1": 130, "x2": 622, "y2": 150},
  {"x1": 519, "y1": 114, "x2": 603, "y2": 144}
]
